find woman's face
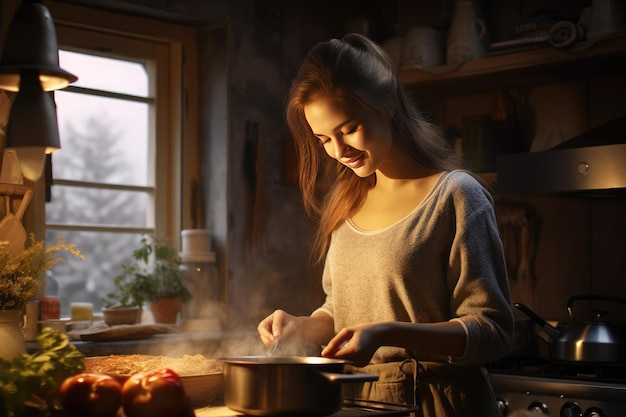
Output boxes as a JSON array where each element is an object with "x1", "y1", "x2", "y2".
[{"x1": 304, "y1": 94, "x2": 393, "y2": 178}]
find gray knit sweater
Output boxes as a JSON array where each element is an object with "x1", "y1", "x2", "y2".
[{"x1": 315, "y1": 170, "x2": 513, "y2": 366}]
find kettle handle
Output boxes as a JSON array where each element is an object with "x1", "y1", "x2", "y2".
[{"x1": 567, "y1": 294, "x2": 626, "y2": 319}]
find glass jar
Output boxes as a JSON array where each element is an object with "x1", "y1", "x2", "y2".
[{"x1": 180, "y1": 254, "x2": 221, "y2": 331}]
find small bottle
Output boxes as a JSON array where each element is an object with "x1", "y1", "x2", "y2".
[
  {"x1": 22, "y1": 300, "x2": 40, "y2": 341},
  {"x1": 40, "y1": 271, "x2": 61, "y2": 320}
]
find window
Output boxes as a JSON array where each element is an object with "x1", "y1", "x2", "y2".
[{"x1": 43, "y1": 2, "x2": 198, "y2": 316}]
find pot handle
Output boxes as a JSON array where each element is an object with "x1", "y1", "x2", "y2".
[
  {"x1": 567, "y1": 294, "x2": 626, "y2": 319},
  {"x1": 318, "y1": 371, "x2": 379, "y2": 384},
  {"x1": 514, "y1": 303, "x2": 560, "y2": 338}
]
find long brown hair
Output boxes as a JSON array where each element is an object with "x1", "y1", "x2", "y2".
[{"x1": 285, "y1": 33, "x2": 463, "y2": 264}]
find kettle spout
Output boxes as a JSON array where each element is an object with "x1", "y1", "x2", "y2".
[{"x1": 514, "y1": 302, "x2": 560, "y2": 338}]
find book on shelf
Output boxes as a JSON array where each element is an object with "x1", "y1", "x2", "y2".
[
  {"x1": 488, "y1": 14, "x2": 575, "y2": 54},
  {"x1": 488, "y1": 33, "x2": 550, "y2": 54},
  {"x1": 507, "y1": 15, "x2": 563, "y2": 38}
]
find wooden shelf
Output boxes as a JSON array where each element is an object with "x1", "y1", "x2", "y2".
[
  {"x1": 398, "y1": 34, "x2": 626, "y2": 98},
  {"x1": 0, "y1": 183, "x2": 30, "y2": 197}
]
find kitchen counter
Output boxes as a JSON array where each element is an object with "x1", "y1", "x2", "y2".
[
  {"x1": 26, "y1": 329, "x2": 260, "y2": 357},
  {"x1": 193, "y1": 399, "x2": 420, "y2": 417},
  {"x1": 194, "y1": 405, "x2": 241, "y2": 417}
]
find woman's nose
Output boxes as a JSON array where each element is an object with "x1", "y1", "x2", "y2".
[{"x1": 333, "y1": 139, "x2": 350, "y2": 160}]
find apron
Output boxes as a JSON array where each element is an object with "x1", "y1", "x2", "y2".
[{"x1": 345, "y1": 360, "x2": 501, "y2": 417}]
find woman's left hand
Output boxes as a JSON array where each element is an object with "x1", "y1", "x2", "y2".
[{"x1": 321, "y1": 322, "x2": 383, "y2": 367}]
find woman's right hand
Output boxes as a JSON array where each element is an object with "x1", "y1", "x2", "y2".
[
  {"x1": 257, "y1": 309, "x2": 297, "y2": 347},
  {"x1": 258, "y1": 309, "x2": 334, "y2": 348}
]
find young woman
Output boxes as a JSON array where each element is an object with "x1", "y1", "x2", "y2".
[{"x1": 258, "y1": 33, "x2": 513, "y2": 417}]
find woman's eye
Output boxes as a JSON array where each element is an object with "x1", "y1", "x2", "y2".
[
  {"x1": 319, "y1": 137, "x2": 331, "y2": 145},
  {"x1": 343, "y1": 125, "x2": 359, "y2": 135}
]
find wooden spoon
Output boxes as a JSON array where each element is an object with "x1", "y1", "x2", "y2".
[{"x1": 0, "y1": 189, "x2": 33, "y2": 258}]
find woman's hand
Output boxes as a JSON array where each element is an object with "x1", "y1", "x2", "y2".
[
  {"x1": 258, "y1": 309, "x2": 297, "y2": 347},
  {"x1": 258, "y1": 309, "x2": 335, "y2": 349},
  {"x1": 322, "y1": 320, "x2": 467, "y2": 366},
  {"x1": 321, "y1": 322, "x2": 385, "y2": 367}
]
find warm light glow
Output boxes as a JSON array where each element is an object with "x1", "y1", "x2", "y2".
[
  {"x1": 0, "y1": 73, "x2": 71, "y2": 92},
  {"x1": 575, "y1": 339, "x2": 584, "y2": 361},
  {"x1": 5, "y1": 73, "x2": 61, "y2": 182},
  {"x1": 14, "y1": 147, "x2": 55, "y2": 181}
]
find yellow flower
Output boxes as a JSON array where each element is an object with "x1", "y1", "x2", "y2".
[{"x1": 0, "y1": 234, "x2": 83, "y2": 311}]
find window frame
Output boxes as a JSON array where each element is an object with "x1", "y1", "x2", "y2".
[
  {"x1": 50, "y1": 31, "x2": 164, "y2": 236},
  {"x1": 26, "y1": 0, "x2": 199, "y2": 246}
]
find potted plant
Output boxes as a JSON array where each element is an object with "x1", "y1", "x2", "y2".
[
  {"x1": 1, "y1": 234, "x2": 82, "y2": 357},
  {"x1": 102, "y1": 234, "x2": 191, "y2": 324},
  {"x1": 99, "y1": 272, "x2": 145, "y2": 326}
]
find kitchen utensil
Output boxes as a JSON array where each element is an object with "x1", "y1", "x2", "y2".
[
  {"x1": 220, "y1": 356, "x2": 378, "y2": 416},
  {"x1": 0, "y1": 188, "x2": 32, "y2": 258},
  {"x1": 266, "y1": 336, "x2": 280, "y2": 356},
  {"x1": 515, "y1": 294, "x2": 626, "y2": 363}
]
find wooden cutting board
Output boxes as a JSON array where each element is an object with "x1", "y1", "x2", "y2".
[
  {"x1": 0, "y1": 188, "x2": 32, "y2": 257},
  {"x1": 72, "y1": 323, "x2": 182, "y2": 341}
]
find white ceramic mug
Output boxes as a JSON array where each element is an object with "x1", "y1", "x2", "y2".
[
  {"x1": 587, "y1": 0, "x2": 625, "y2": 39},
  {"x1": 401, "y1": 26, "x2": 446, "y2": 69}
]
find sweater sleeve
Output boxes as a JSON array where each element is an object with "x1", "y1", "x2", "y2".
[{"x1": 446, "y1": 174, "x2": 514, "y2": 365}]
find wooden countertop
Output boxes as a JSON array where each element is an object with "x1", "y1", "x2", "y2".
[
  {"x1": 194, "y1": 405, "x2": 241, "y2": 417},
  {"x1": 26, "y1": 329, "x2": 259, "y2": 357}
]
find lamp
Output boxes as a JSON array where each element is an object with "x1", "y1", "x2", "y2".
[
  {"x1": 0, "y1": 0, "x2": 77, "y2": 181},
  {"x1": 5, "y1": 71, "x2": 60, "y2": 181},
  {"x1": 0, "y1": 0, "x2": 77, "y2": 92}
]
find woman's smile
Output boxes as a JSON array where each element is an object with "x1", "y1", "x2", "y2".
[{"x1": 341, "y1": 151, "x2": 365, "y2": 169}]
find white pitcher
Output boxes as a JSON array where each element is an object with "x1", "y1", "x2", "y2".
[{"x1": 446, "y1": 0, "x2": 486, "y2": 65}]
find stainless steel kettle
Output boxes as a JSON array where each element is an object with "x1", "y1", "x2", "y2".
[{"x1": 515, "y1": 294, "x2": 626, "y2": 363}]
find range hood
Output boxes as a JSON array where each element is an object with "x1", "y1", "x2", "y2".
[{"x1": 496, "y1": 117, "x2": 626, "y2": 196}]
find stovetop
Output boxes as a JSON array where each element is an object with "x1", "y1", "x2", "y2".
[{"x1": 487, "y1": 355, "x2": 626, "y2": 385}]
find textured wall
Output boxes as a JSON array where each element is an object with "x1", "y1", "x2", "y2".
[{"x1": 24, "y1": 0, "x2": 626, "y2": 335}]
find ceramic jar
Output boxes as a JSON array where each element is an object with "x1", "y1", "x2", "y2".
[
  {"x1": 402, "y1": 26, "x2": 446, "y2": 69},
  {"x1": 0, "y1": 310, "x2": 27, "y2": 358},
  {"x1": 446, "y1": 0, "x2": 486, "y2": 65}
]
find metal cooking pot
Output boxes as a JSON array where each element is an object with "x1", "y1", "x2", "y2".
[
  {"x1": 220, "y1": 356, "x2": 378, "y2": 416},
  {"x1": 515, "y1": 294, "x2": 626, "y2": 363}
]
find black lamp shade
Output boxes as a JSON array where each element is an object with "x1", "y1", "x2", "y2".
[
  {"x1": 6, "y1": 72, "x2": 60, "y2": 151},
  {"x1": 0, "y1": 0, "x2": 77, "y2": 92}
]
